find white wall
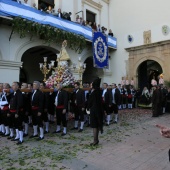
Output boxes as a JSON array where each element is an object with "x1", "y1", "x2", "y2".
[{"x1": 109, "y1": 0, "x2": 170, "y2": 84}]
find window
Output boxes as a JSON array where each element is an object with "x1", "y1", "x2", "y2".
[
  {"x1": 86, "y1": 10, "x2": 96, "y2": 23},
  {"x1": 38, "y1": 0, "x2": 54, "y2": 10}
]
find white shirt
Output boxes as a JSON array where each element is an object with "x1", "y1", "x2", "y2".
[
  {"x1": 112, "y1": 88, "x2": 116, "y2": 104},
  {"x1": 55, "y1": 91, "x2": 60, "y2": 106},
  {"x1": 32, "y1": 90, "x2": 36, "y2": 101},
  {"x1": 102, "y1": 89, "x2": 107, "y2": 97}
]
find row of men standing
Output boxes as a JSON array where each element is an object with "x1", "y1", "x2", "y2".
[{"x1": 0, "y1": 81, "x2": 123, "y2": 144}]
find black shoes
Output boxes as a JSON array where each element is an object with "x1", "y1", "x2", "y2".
[
  {"x1": 11, "y1": 138, "x2": 19, "y2": 141},
  {"x1": 23, "y1": 133, "x2": 28, "y2": 137},
  {"x1": 7, "y1": 136, "x2": 14, "y2": 140},
  {"x1": 53, "y1": 130, "x2": 61, "y2": 133},
  {"x1": 90, "y1": 140, "x2": 99, "y2": 146},
  {"x1": 44, "y1": 131, "x2": 49, "y2": 134},
  {"x1": 70, "y1": 127, "x2": 78, "y2": 130},
  {"x1": 29, "y1": 134, "x2": 38, "y2": 138},
  {"x1": 37, "y1": 137, "x2": 44, "y2": 141},
  {"x1": 78, "y1": 129, "x2": 83, "y2": 132},
  {"x1": 61, "y1": 133, "x2": 66, "y2": 136},
  {"x1": 17, "y1": 141, "x2": 23, "y2": 145}
]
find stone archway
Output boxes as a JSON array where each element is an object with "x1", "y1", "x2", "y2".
[
  {"x1": 137, "y1": 60, "x2": 163, "y2": 90},
  {"x1": 126, "y1": 41, "x2": 170, "y2": 88},
  {"x1": 20, "y1": 46, "x2": 59, "y2": 83}
]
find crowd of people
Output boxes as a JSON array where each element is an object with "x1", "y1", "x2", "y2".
[
  {"x1": 1, "y1": 78, "x2": 169, "y2": 145},
  {"x1": 11, "y1": 0, "x2": 114, "y2": 37}
]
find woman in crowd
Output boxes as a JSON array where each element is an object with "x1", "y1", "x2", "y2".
[{"x1": 87, "y1": 78, "x2": 103, "y2": 146}]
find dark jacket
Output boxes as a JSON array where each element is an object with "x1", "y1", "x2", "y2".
[
  {"x1": 102, "y1": 89, "x2": 112, "y2": 105},
  {"x1": 72, "y1": 89, "x2": 85, "y2": 108},
  {"x1": 54, "y1": 90, "x2": 68, "y2": 109},
  {"x1": 9, "y1": 89, "x2": 23, "y2": 113},
  {"x1": 31, "y1": 89, "x2": 44, "y2": 113}
]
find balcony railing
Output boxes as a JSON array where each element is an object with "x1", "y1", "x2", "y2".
[{"x1": 0, "y1": 0, "x2": 117, "y2": 49}]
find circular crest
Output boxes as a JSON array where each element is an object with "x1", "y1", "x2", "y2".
[
  {"x1": 94, "y1": 37, "x2": 107, "y2": 63},
  {"x1": 162, "y1": 25, "x2": 169, "y2": 35}
]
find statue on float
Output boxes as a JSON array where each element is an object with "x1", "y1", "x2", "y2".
[{"x1": 45, "y1": 40, "x2": 76, "y2": 88}]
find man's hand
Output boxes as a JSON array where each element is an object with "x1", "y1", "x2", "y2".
[
  {"x1": 38, "y1": 112, "x2": 41, "y2": 116},
  {"x1": 82, "y1": 108, "x2": 85, "y2": 111},
  {"x1": 7, "y1": 113, "x2": 10, "y2": 117},
  {"x1": 62, "y1": 109, "x2": 66, "y2": 114}
]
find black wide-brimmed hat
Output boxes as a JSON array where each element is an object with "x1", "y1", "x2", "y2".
[{"x1": 92, "y1": 77, "x2": 101, "y2": 89}]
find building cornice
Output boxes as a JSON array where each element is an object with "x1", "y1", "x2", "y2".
[
  {"x1": 82, "y1": 0, "x2": 103, "y2": 10},
  {"x1": 0, "y1": 60, "x2": 22, "y2": 68},
  {"x1": 102, "y1": 0, "x2": 110, "y2": 4},
  {"x1": 125, "y1": 40, "x2": 170, "y2": 52}
]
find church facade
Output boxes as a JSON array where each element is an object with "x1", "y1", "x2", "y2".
[{"x1": 1, "y1": 0, "x2": 170, "y2": 88}]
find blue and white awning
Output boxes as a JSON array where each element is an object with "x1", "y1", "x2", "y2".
[{"x1": 0, "y1": 0, "x2": 117, "y2": 49}]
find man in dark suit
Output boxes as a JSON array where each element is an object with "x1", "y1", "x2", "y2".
[
  {"x1": 71, "y1": 82, "x2": 85, "y2": 132},
  {"x1": 40, "y1": 82, "x2": 49, "y2": 134},
  {"x1": 102, "y1": 83, "x2": 112, "y2": 126},
  {"x1": 30, "y1": 81, "x2": 44, "y2": 140},
  {"x1": 111, "y1": 83, "x2": 121, "y2": 123},
  {"x1": 53, "y1": 83, "x2": 68, "y2": 136},
  {"x1": 56, "y1": 8, "x2": 63, "y2": 18},
  {"x1": 21, "y1": 82, "x2": 31, "y2": 137},
  {"x1": 8, "y1": 82, "x2": 24, "y2": 144}
]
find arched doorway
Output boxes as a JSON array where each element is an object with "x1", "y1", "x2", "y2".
[
  {"x1": 20, "y1": 46, "x2": 58, "y2": 83},
  {"x1": 83, "y1": 57, "x2": 104, "y2": 83},
  {"x1": 137, "y1": 60, "x2": 163, "y2": 90}
]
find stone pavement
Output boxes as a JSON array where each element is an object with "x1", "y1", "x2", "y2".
[
  {"x1": 0, "y1": 108, "x2": 170, "y2": 170},
  {"x1": 63, "y1": 112, "x2": 170, "y2": 170}
]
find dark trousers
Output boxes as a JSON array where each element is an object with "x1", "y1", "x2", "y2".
[
  {"x1": 43, "y1": 111, "x2": 48, "y2": 122},
  {"x1": 112, "y1": 103, "x2": 118, "y2": 114},
  {"x1": 7, "y1": 113, "x2": 15, "y2": 128},
  {"x1": 23, "y1": 112, "x2": 29, "y2": 123},
  {"x1": 32, "y1": 109, "x2": 43, "y2": 127},
  {"x1": 48, "y1": 106, "x2": 55, "y2": 115},
  {"x1": 56, "y1": 108, "x2": 67, "y2": 127},
  {"x1": 103, "y1": 103, "x2": 112, "y2": 115},
  {"x1": 1, "y1": 110, "x2": 7, "y2": 125},
  {"x1": 74, "y1": 106, "x2": 84, "y2": 121}
]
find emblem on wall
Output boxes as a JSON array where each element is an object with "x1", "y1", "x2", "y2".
[
  {"x1": 162, "y1": 25, "x2": 169, "y2": 35},
  {"x1": 127, "y1": 35, "x2": 133, "y2": 43}
]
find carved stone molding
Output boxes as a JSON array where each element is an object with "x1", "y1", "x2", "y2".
[
  {"x1": 143, "y1": 30, "x2": 151, "y2": 45},
  {"x1": 102, "y1": 0, "x2": 110, "y2": 4},
  {"x1": 0, "y1": 60, "x2": 22, "y2": 69},
  {"x1": 82, "y1": 0, "x2": 103, "y2": 10}
]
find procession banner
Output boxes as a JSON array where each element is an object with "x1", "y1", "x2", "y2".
[{"x1": 93, "y1": 32, "x2": 109, "y2": 68}]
